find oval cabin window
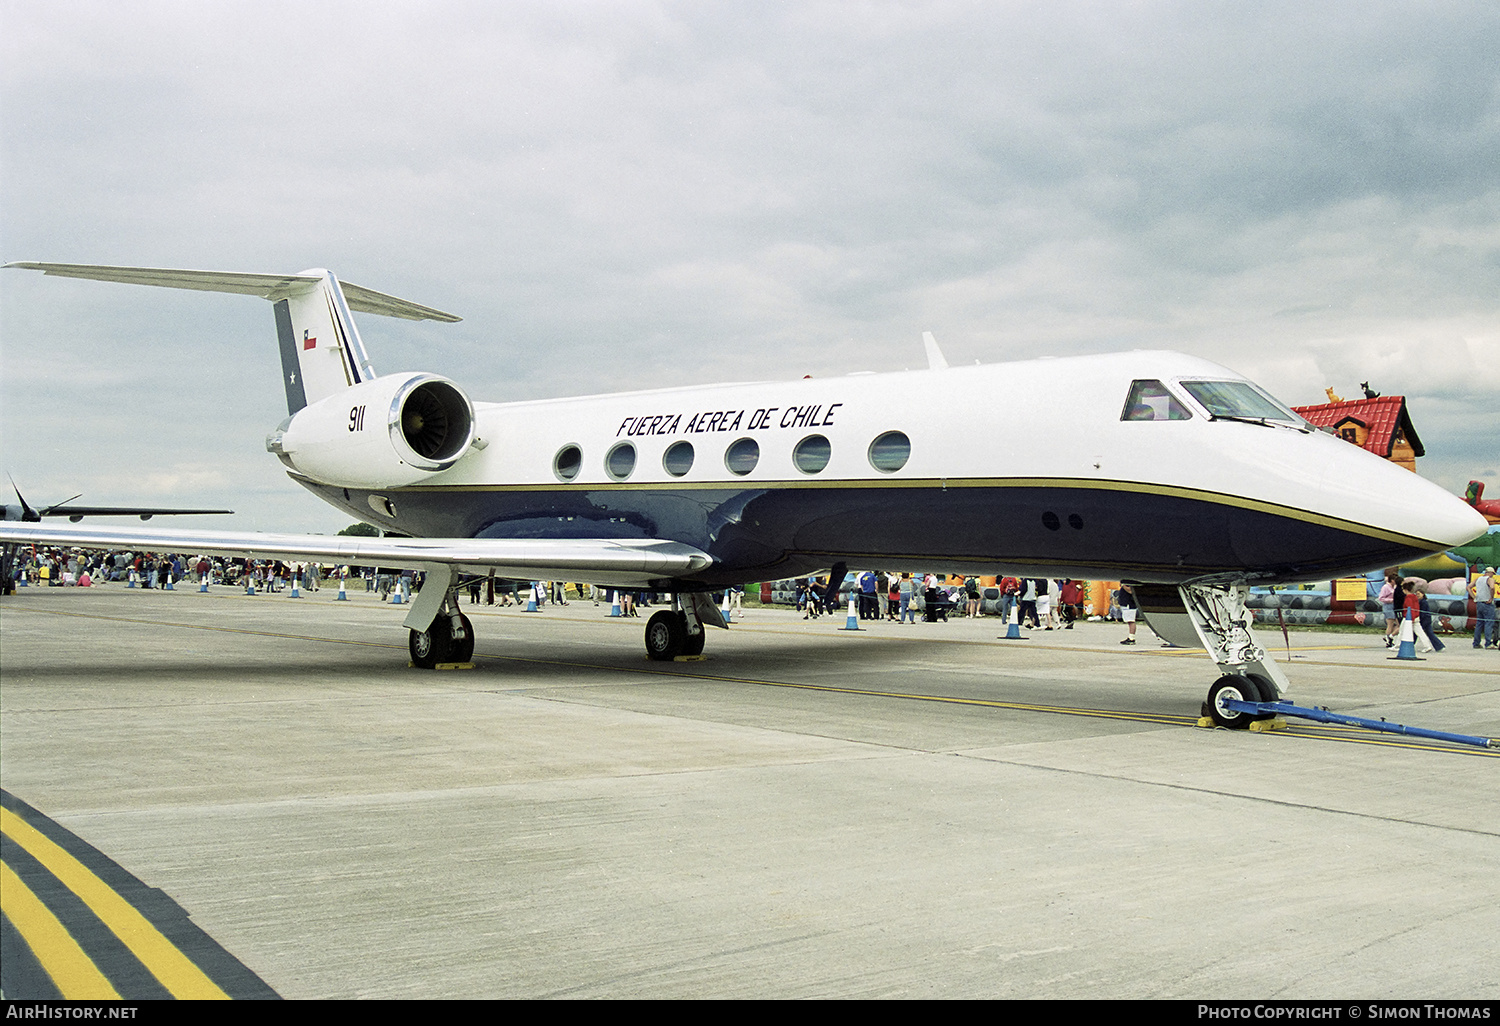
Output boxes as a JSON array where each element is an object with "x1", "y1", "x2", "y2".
[
  {"x1": 606, "y1": 442, "x2": 637, "y2": 481},
  {"x1": 663, "y1": 440, "x2": 695, "y2": 477},
  {"x1": 793, "y1": 434, "x2": 831, "y2": 474},
  {"x1": 867, "y1": 431, "x2": 911, "y2": 473},
  {"x1": 725, "y1": 437, "x2": 760, "y2": 476},
  {"x1": 554, "y1": 444, "x2": 582, "y2": 482}
]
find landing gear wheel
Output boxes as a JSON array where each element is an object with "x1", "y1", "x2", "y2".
[
  {"x1": 1205, "y1": 674, "x2": 1259, "y2": 729},
  {"x1": 451, "y1": 613, "x2": 475, "y2": 664},
  {"x1": 682, "y1": 628, "x2": 705, "y2": 656},
  {"x1": 1243, "y1": 673, "x2": 1277, "y2": 719},
  {"x1": 645, "y1": 610, "x2": 686, "y2": 661},
  {"x1": 410, "y1": 623, "x2": 453, "y2": 669}
]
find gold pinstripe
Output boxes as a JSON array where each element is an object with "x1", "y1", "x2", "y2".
[{"x1": 318, "y1": 474, "x2": 1441, "y2": 550}]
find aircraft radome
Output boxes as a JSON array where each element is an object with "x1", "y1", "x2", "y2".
[{"x1": 2, "y1": 262, "x2": 1488, "y2": 726}]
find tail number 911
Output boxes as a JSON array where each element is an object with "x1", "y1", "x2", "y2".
[{"x1": 349, "y1": 405, "x2": 366, "y2": 432}]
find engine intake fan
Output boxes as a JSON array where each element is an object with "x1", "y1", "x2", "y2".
[{"x1": 395, "y1": 378, "x2": 472, "y2": 469}]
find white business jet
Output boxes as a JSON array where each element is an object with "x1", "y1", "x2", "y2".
[{"x1": 2, "y1": 262, "x2": 1487, "y2": 726}]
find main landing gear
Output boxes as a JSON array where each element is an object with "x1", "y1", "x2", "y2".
[
  {"x1": 409, "y1": 611, "x2": 474, "y2": 668},
  {"x1": 404, "y1": 566, "x2": 475, "y2": 668},
  {"x1": 644, "y1": 592, "x2": 726, "y2": 660}
]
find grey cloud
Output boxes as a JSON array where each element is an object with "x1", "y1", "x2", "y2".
[{"x1": 3, "y1": 0, "x2": 1497, "y2": 530}]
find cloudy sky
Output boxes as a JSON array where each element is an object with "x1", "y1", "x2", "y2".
[{"x1": 3, "y1": 1, "x2": 1497, "y2": 533}]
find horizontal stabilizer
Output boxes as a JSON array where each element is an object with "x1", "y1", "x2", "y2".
[
  {"x1": 0, "y1": 522, "x2": 712, "y2": 587},
  {"x1": 4, "y1": 262, "x2": 461, "y2": 323},
  {"x1": 340, "y1": 281, "x2": 463, "y2": 323}
]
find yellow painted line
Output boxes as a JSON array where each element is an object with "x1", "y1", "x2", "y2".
[
  {"x1": 16, "y1": 606, "x2": 1499, "y2": 679},
  {"x1": 479, "y1": 650, "x2": 1499, "y2": 756},
  {"x1": 0, "y1": 807, "x2": 229, "y2": 1000},
  {"x1": 7, "y1": 607, "x2": 406, "y2": 650},
  {"x1": 1287, "y1": 659, "x2": 1500, "y2": 676},
  {"x1": 0, "y1": 860, "x2": 121, "y2": 1000},
  {"x1": 10, "y1": 607, "x2": 1493, "y2": 750},
  {"x1": 486, "y1": 649, "x2": 1197, "y2": 726},
  {"x1": 1265, "y1": 726, "x2": 1500, "y2": 757}
]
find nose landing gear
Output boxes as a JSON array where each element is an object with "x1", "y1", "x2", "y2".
[
  {"x1": 1176, "y1": 581, "x2": 1292, "y2": 729},
  {"x1": 1204, "y1": 673, "x2": 1277, "y2": 729}
]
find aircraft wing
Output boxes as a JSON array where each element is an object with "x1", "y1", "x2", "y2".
[
  {"x1": 40, "y1": 506, "x2": 234, "y2": 521},
  {"x1": 0, "y1": 522, "x2": 712, "y2": 586}
]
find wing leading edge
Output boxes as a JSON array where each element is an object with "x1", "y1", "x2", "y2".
[{"x1": 0, "y1": 522, "x2": 712, "y2": 586}]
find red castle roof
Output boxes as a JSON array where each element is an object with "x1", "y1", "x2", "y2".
[{"x1": 1290, "y1": 396, "x2": 1424, "y2": 459}]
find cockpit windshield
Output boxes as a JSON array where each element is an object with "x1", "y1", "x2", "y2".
[
  {"x1": 1179, "y1": 380, "x2": 1302, "y2": 424},
  {"x1": 1121, "y1": 379, "x2": 1192, "y2": 421}
]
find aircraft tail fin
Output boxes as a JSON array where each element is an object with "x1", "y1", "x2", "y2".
[
  {"x1": 922, "y1": 331, "x2": 949, "y2": 371},
  {"x1": 4, "y1": 262, "x2": 461, "y2": 414},
  {"x1": 271, "y1": 269, "x2": 377, "y2": 413}
]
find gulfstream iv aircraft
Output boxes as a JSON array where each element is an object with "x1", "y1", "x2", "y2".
[{"x1": 2, "y1": 262, "x2": 1488, "y2": 726}]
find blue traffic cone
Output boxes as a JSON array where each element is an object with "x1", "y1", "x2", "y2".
[
  {"x1": 245, "y1": 578, "x2": 256, "y2": 596},
  {"x1": 164, "y1": 574, "x2": 174, "y2": 591},
  {"x1": 998, "y1": 603, "x2": 1026, "y2": 640},
  {"x1": 289, "y1": 575, "x2": 300, "y2": 597},
  {"x1": 526, "y1": 584, "x2": 539, "y2": 612},
  {"x1": 838, "y1": 593, "x2": 863, "y2": 631},
  {"x1": 609, "y1": 590, "x2": 622, "y2": 617},
  {"x1": 1391, "y1": 611, "x2": 1420, "y2": 661},
  {"x1": 127, "y1": 571, "x2": 137, "y2": 589},
  {"x1": 199, "y1": 575, "x2": 209, "y2": 593},
  {"x1": 336, "y1": 575, "x2": 348, "y2": 601}
]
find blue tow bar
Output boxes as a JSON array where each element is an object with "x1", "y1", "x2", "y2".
[{"x1": 1221, "y1": 698, "x2": 1498, "y2": 750}]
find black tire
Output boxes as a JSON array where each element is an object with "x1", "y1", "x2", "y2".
[
  {"x1": 682, "y1": 628, "x2": 705, "y2": 656},
  {"x1": 1244, "y1": 673, "x2": 1279, "y2": 719},
  {"x1": 1205, "y1": 674, "x2": 1259, "y2": 729},
  {"x1": 451, "y1": 613, "x2": 475, "y2": 664},
  {"x1": 645, "y1": 610, "x2": 686, "y2": 661},
  {"x1": 410, "y1": 623, "x2": 452, "y2": 669}
]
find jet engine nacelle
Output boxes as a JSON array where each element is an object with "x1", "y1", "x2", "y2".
[{"x1": 266, "y1": 372, "x2": 476, "y2": 488}]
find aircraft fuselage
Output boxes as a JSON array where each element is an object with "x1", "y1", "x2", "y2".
[{"x1": 293, "y1": 350, "x2": 1477, "y2": 588}]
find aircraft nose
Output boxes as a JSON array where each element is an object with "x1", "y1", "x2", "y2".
[
  {"x1": 1387, "y1": 469, "x2": 1491, "y2": 549},
  {"x1": 1433, "y1": 494, "x2": 1492, "y2": 548},
  {"x1": 1320, "y1": 438, "x2": 1490, "y2": 552}
]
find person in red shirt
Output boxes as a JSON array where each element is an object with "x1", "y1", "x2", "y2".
[
  {"x1": 1401, "y1": 580, "x2": 1421, "y2": 620},
  {"x1": 1059, "y1": 579, "x2": 1083, "y2": 628}
]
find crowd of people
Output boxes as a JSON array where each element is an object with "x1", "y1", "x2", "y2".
[
  {"x1": 12, "y1": 545, "x2": 1496, "y2": 652},
  {"x1": 1379, "y1": 566, "x2": 1498, "y2": 652},
  {"x1": 793, "y1": 572, "x2": 1128, "y2": 633},
  {"x1": 8, "y1": 548, "x2": 345, "y2": 592}
]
